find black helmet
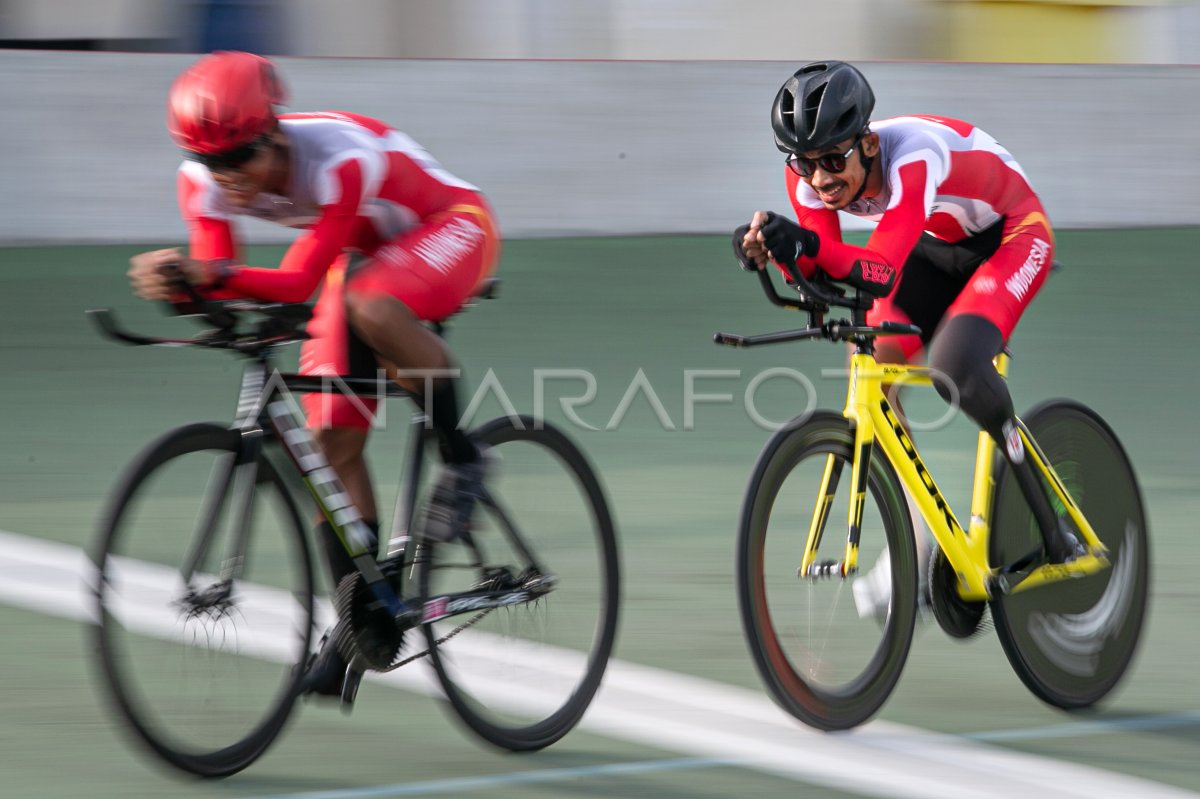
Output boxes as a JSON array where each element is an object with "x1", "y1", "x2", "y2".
[{"x1": 771, "y1": 61, "x2": 875, "y2": 154}]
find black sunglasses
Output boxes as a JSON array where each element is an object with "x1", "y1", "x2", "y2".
[
  {"x1": 786, "y1": 135, "x2": 863, "y2": 178},
  {"x1": 186, "y1": 136, "x2": 270, "y2": 172}
]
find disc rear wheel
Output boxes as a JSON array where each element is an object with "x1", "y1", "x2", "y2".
[{"x1": 990, "y1": 400, "x2": 1150, "y2": 709}]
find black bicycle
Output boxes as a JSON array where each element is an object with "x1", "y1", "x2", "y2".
[{"x1": 88, "y1": 283, "x2": 620, "y2": 777}]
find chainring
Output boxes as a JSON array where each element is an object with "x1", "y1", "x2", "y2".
[
  {"x1": 333, "y1": 570, "x2": 406, "y2": 672},
  {"x1": 928, "y1": 548, "x2": 988, "y2": 640}
]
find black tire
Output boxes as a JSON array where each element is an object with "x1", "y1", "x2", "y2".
[
  {"x1": 737, "y1": 412, "x2": 917, "y2": 730},
  {"x1": 418, "y1": 416, "x2": 620, "y2": 751},
  {"x1": 990, "y1": 400, "x2": 1150, "y2": 709},
  {"x1": 92, "y1": 424, "x2": 314, "y2": 777}
]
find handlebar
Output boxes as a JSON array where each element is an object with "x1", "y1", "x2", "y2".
[
  {"x1": 770, "y1": 257, "x2": 874, "y2": 315},
  {"x1": 714, "y1": 319, "x2": 921, "y2": 348},
  {"x1": 715, "y1": 259, "x2": 921, "y2": 349},
  {"x1": 94, "y1": 268, "x2": 499, "y2": 357},
  {"x1": 87, "y1": 300, "x2": 313, "y2": 356}
]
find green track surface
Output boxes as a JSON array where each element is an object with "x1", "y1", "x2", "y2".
[{"x1": 1, "y1": 230, "x2": 1198, "y2": 796}]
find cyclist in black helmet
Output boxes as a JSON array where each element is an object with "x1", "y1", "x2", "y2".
[{"x1": 734, "y1": 60, "x2": 1084, "y2": 621}]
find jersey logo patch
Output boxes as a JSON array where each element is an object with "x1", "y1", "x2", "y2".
[
  {"x1": 1004, "y1": 238, "x2": 1050, "y2": 301},
  {"x1": 856, "y1": 260, "x2": 894, "y2": 284}
]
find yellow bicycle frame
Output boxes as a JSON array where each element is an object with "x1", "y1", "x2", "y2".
[{"x1": 800, "y1": 350, "x2": 1109, "y2": 601}]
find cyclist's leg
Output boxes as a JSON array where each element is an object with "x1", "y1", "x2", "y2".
[
  {"x1": 302, "y1": 260, "x2": 384, "y2": 522},
  {"x1": 928, "y1": 213, "x2": 1081, "y2": 562},
  {"x1": 855, "y1": 253, "x2": 967, "y2": 619},
  {"x1": 926, "y1": 208, "x2": 1052, "y2": 438},
  {"x1": 926, "y1": 315, "x2": 1010, "y2": 442},
  {"x1": 305, "y1": 209, "x2": 498, "y2": 693},
  {"x1": 343, "y1": 200, "x2": 501, "y2": 542},
  {"x1": 299, "y1": 263, "x2": 383, "y2": 698},
  {"x1": 302, "y1": 259, "x2": 383, "y2": 531}
]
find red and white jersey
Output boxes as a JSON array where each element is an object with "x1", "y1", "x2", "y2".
[
  {"x1": 787, "y1": 115, "x2": 1048, "y2": 283},
  {"x1": 177, "y1": 111, "x2": 486, "y2": 303}
]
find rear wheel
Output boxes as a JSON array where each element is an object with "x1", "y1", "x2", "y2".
[
  {"x1": 737, "y1": 412, "x2": 917, "y2": 730},
  {"x1": 989, "y1": 400, "x2": 1150, "y2": 709},
  {"x1": 92, "y1": 424, "x2": 314, "y2": 777},
  {"x1": 418, "y1": 416, "x2": 620, "y2": 751}
]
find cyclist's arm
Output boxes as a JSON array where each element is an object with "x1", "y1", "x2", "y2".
[
  {"x1": 799, "y1": 160, "x2": 932, "y2": 286},
  {"x1": 193, "y1": 158, "x2": 368, "y2": 303},
  {"x1": 178, "y1": 168, "x2": 238, "y2": 263},
  {"x1": 220, "y1": 212, "x2": 356, "y2": 303},
  {"x1": 784, "y1": 169, "x2": 842, "y2": 279}
]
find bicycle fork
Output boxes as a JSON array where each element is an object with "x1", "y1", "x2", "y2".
[{"x1": 173, "y1": 430, "x2": 264, "y2": 610}]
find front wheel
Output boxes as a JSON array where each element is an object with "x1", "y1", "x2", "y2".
[
  {"x1": 737, "y1": 412, "x2": 918, "y2": 731},
  {"x1": 92, "y1": 424, "x2": 315, "y2": 777},
  {"x1": 989, "y1": 400, "x2": 1150, "y2": 709},
  {"x1": 418, "y1": 416, "x2": 620, "y2": 751}
]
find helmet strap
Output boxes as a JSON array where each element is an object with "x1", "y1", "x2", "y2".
[{"x1": 850, "y1": 145, "x2": 875, "y2": 204}]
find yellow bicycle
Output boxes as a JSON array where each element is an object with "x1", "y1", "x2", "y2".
[{"x1": 716, "y1": 263, "x2": 1149, "y2": 731}]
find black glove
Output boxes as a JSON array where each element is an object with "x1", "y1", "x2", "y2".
[
  {"x1": 732, "y1": 223, "x2": 758, "y2": 271},
  {"x1": 760, "y1": 212, "x2": 820, "y2": 266}
]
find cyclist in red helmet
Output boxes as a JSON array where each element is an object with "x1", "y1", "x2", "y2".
[
  {"x1": 166, "y1": 50, "x2": 286, "y2": 172},
  {"x1": 734, "y1": 61, "x2": 1084, "y2": 621},
  {"x1": 129, "y1": 50, "x2": 500, "y2": 698}
]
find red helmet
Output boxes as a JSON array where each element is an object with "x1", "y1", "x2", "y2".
[{"x1": 167, "y1": 51, "x2": 287, "y2": 155}]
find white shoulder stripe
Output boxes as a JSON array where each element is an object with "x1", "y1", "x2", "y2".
[
  {"x1": 888, "y1": 148, "x2": 944, "y2": 214},
  {"x1": 315, "y1": 149, "x2": 382, "y2": 208},
  {"x1": 931, "y1": 197, "x2": 1002, "y2": 235},
  {"x1": 179, "y1": 160, "x2": 232, "y2": 221}
]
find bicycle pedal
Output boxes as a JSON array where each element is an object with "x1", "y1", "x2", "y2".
[{"x1": 339, "y1": 667, "x2": 363, "y2": 714}]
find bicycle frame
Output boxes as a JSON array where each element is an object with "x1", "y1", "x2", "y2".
[
  {"x1": 90, "y1": 298, "x2": 550, "y2": 634},
  {"x1": 807, "y1": 349, "x2": 1111, "y2": 601},
  {"x1": 219, "y1": 360, "x2": 412, "y2": 617},
  {"x1": 223, "y1": 359, "x2": 547, "y2": 628}
]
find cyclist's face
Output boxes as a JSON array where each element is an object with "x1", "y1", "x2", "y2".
[
  {"x1": 795, "y1": 133, "x2": 879, "y2": 211},
  {"x1": 207, "y1": 136, "x2": 281, "y2": 207}
]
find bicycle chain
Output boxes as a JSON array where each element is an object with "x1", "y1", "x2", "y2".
[{"x1": 383, "y1": 608, "x2": 493, "y2": 670}]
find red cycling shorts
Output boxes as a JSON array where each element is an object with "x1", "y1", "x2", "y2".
[
  {"x1": 868, "y1": 207, "x2": 1054, "y2": 362},
  {"x1": 300, "y1": 203, "x2": 500, "y2": 430}
]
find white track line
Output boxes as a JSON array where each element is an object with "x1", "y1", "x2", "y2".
[{"x1": 1, "y1": 529, "x2": 1195, "y2": 799}]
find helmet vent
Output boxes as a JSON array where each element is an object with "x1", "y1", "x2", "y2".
[
  {"x1": 802, "y1": 84, "x2": 826, "y2": 136},
  {"x1": 836, "y1": 109, "x2": 859, "y2": 136}
]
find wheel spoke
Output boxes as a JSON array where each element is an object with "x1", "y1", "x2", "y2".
[
  {"x1": 737, "y1": 413, "x2": 917, "y2": 730},
  {"x1": 419, "y1": 417, "x2": 619, "y2": 751}
]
